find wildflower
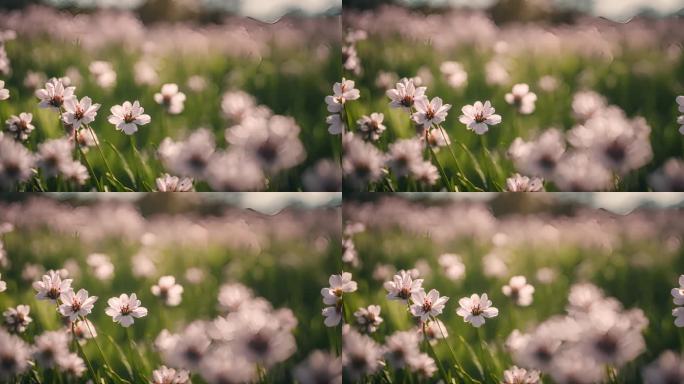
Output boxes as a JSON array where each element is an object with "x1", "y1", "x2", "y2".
[
  {"x1": 35, "y1": 78, "x2": 75, "y2": 110},
  {"x1": 199, "y1": 346, "x2": 256, "y2": 384},
  {"x1": 108, "y1": 100, "x2": 151, "y2": 135},
  {"x1": 0, "y1": 137, "x2": 34, "y2": 187},
  {"x1": 643, "y1": 350, "x2": 684, "y2": 384},
  {"x1": 456, "y1": 293, "x2": 499, "y2": 327},
  {"x1": 420, "y1": 319, "x2": 448, "y2": 344},
  {"x1": 33, "y1": 270, "x2": 72, "y2": 302},
  {"x1": 538, "y1": 75, "x2": 559, "y2": 92},
  {"x1": 155, "y1": 174, "x2": 194, "y2": 192},
  {"x1": 322, "y1": 306, "x2": 342, "y2": 327},
  {"x1": 502, "y1": 276, "x2": 535, "y2": 306},
  {"x1": 386, "y1": 78, "x2": 427, "y2": 111},
  {"x1": 357, "y1": 113, "x2": 386, "y2": 141},
  {"x1": 672, "y1": 275, "x2": 684, "y2": 305},
  {"x1": 384, "y1": 270, "x2": 423, "y2": 302},
  {"x1": 0, "y1": 273, "x2": 5, "y2": 292},
  {"x1": 0, "y1": 329, "x2": 31, "y2": 378},
  {"x1": 59, "y1": 353, "x2": 86, "y2": 377},
  {"x1": 303, "y1": 159, "x2": 342, "y2": 192},
  {"x1": 5, "y1": 113, "x2": 34, "y2": 141},
  {"x1": 510, "y1": 129, "x2": 566, "y2": 178},
  {"x1": 342, "y1": 329, "x2": 382, "y2": 380},
  {"x1": 0, "y1": 80, "x2": 8, "y2": 100},
  {"x1": 342, "y1": 134, "x2": 384, "y2": 188},
  {"x1": 354, "y1": 305, "x2": 383, "y2": 333},
  {"x1": 674, "y1": 307, "x2": 684, "y2": 327},
  {"x1": 679, "y1": 115, "x2": 684, "y2": 135},
  {"x1": 105, "y1": 293, "x2": 148, "y2": 327},
  {"x1": 410, "y1": 288, "x2": 449, "y2": 321},
  {"x1": 326, "y1": 114, "x2": 345, "y2": 135},
  {"x1": 151, "y1": 275, "x2": 184, "y2": 306},
  {"x1": 161, "y1": 322, "x2": 210, "y2": 370},
  {"x1": 133, "y1": 61, "x2": 159, "y2": 86},
  {"x1": 154, "y1": 83, "x2": 186, "y2": 114},
  {"x1": 205, "y1": 149, "x2": 265, "y2": 191},
  {"x1": 505, "y1": 83, "x2": 537, "y2": 114},
  {"x1": 572, "y1": 90, "x2": 606, "y2": 122},
  {"x1": 236, "y1": 315, "x2": 296, "y2": 367},
  {"x1": 459, "y1": 100, "x2": 502, "y2": 135},
  {"x1": 33, "y1": 331, "x2": 70, "y2": 368},
  {"x1": 329, "y1": 78, "x2": 360, "y2": 107},
  {"x1": 580, "y1": 308, "x2": 645, "y2": 366},
  {"x1": 409, "y1": 353, "x2": 437, "y2": 378},
  {"x1": 221, "y1": 90, "x2": 264, "y2": 123},
  {"x1": 412, "y1": 161, "x2": 440, "y2": 185},
  {"x1": 88, "y1": 60, "x2": 116, "y2": 89},
  {"x1": 438, "y1": 253, "x2": 466, "y2": 281},
  {"x1": 440, "y1": 61, "x2": 468, "y2": 89},
  {"x1": 384, "y1": 330, "x2": 421, "y2": 368},
  {"x1": 294, "y1": 350, "x2": 342, "y2": 384},
  {"x1": 321, "y1": 272, "x2": 357, "y2": 306},
  {"x1": 36, "y1": 138, "x2": 73, "y2": 177},
  {"x1": 502, "y1": 366, "x2": 541, "y2": 384},
  {"x1": 62, "y1": 96, "x2": 100, "y2": 128},
  {"x1": 217, "y1": 283, "x2": 254, "y2": 312},
  {"x1": 677, "y1": 95, "x2": 684, "y2": 113},
  {"x1": 505, "y1": 173, "x2": 544, "y2": 192},
  {"x1": 386, "y1": 138, "x2": 424, "y2": 177},
  {"x1": 162, "y1": 129, "x2": 215, "y2": 179},
  {"x1": 553, "y1": 152, "x2": 613, "y2": 191},
  {"x1": 61, "y1": 161, "x2": 89, "y2": 185},
  {"x1": 58, "y1": 289, "x2": 97, "y2": 321},
  {"x1": 412, "y1": 97, "x2": 451, "y2": 129},
  {"x1": 342, "y1": 237, "x2": 358, "y2": 266},
  {"x1": 3, "y1": 305, "x2": 32, "y2": 333},
  {"x1": 86, "y1": 253, "x2": 114, "y2": 280},
  {"x1": 68, "y1": 319, "x2": 97, "y2": 344},
  {"x1": 548, "y1": 350, "x2": 605, "y2": 384},
  {"x1": 485, "y1": 61, "x2": 510, "y2": 86},
  {"x1": 151, "y1": 365, "x2": 191, "y2": 384},
  {"x1": 649, "y1": 158, "x2": 684, "y2": 191}
]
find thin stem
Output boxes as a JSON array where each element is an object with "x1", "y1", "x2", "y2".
[
  {"x1": 433, "y1": 316, "x2": 479, "y2": 383},
  {"x1": 81, "y1": 316, "x2": 127, "y2": 383},
  {"x1": 436, "y1": 124, "x2": 480, "y2": 191}
]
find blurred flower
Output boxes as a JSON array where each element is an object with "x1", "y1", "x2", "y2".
[
  {"x1": 386, "y1": 78, "x2": 426, "y2": 111},
  {"x1": 155, "y1": 173, "x2": 194, "y2": 192},
  {"x1": 410, "y1": 288, "x2": 449, "y2": 321},
  {"x1": 459, "y1": 100, "x2": 502, "y2": 135},
  {"x1": 68, "y1": 319, "x2": 97, "y2": 344},
  {"x1": 410, "y1": 353, "x2": 437, "y2": 378},
  {"x1": 505, "y1": 173, "x2": 544, "y2": 192},
  {"x1": 154, "y1": 83, "x2": 186, "y2": 115},
  {"x1": 151, "y1": 365, "x2": 191, "y2": 384},
  {"x1": 502, "y1": 276, "x2": 535, "y2": 306},
  {"x1": 505, "y1": 83, "x2": 537, "y2": 114},
  {"x1": 294, "y1": 350, "x2": 342, "y2": 384},
  {"x1": 0, "y1": 80, "x2": 8, "y2": 100},
  {"x1": 134, "y1": 61, "x2": 159, "y2": 86},
  {"x1": 485, "y1": 60, "x2": 510, "y2": 86},
  {"x1": 510, "y1": 129, "x2": 566, "y2": 178},
  {"x1": 384, "y1": 330, "x2": 420, "y2": 368},
  {"x1": 0, "y1": 273, "x2": 5, "y2": 292},
  {"x1": 649, "y1": 158, "x2": 684, "y2": 191},
  {"x1": 151, "y1": 275, "x2": 184, "y2": 306},
  {"x1": 384, "y1": 270, "x2": 424, "y2": 303},
  {"x1": 342, "y1": 134, "x2": 384, "y2": 188},
  {"x1": 61, "y1": 161, "x2": 89, "y2": 185},
  {"x1": 218, "y1": 283, "x2": 254, "y2": 313},
  {"x1": 33, "y1": 330, "x2": 69, "y2": 368},
  {"x1": 105, "y1": 293, "x2": 148, "y2": 327},
  {"x1": 108, "y1": 100, "x2": 151, "y2": 135},
  {"x1": 412, "y1": 97, "x2": 451, "y2": 129},
  {"x1": 386, "y1": 138, "x2": 424, "y2": 178},
  {"x1": 538, "y1": 75, "x2": 559, "y2": 92},
  {"x1": 357, "y1": 113, "x2": 386, "y2": 142},
  {"x1": 643, "y1": 350, "x2": 684, "y2": 384},
  {"x1": 326, "y1": 114, "x2": 344, "y2": 135},
  {"x1": 342, "y1": 329, "x2": 382, "y2": 380},
  {"x1": 572, "y1": 90, "x2": 606, "y2": 122},
  {"x1": 303, "y1": 159, "x2": 342, "y2": 192},
  {"x1": 3, "y1": 305, "x2": 32, "y2": 333},
  {"x1": 36, "y1": 138, "x2": 73, "y2": 177},
  {"x1": 420, "y1": 319, "x2": 448, "y2": 344},
  {"x1": 33, "y1": 270, "x2": 72, "y2": 302},
  {"x1": 5, "y1": 113, "x2": 34, "y2": 141},
  {"x1": 502, "y1": 366, "x2": 541, "y2": 384},
  {"x1": 674, "y1": 307, "x2": 684, "y2": 327},
  {"x1": 672, "y1": 275, "x2": 684, "y2": 305},
  {"x1": 0, "y1": 329, "x2": 30, "y2": 378},
  {"x1": 354, "y1": 305, "x2": 383, "y2": 333},
  {"x1": 60, "y1": 353, "x2": 86, "y2": 377},
  {"x1": 35, "y1": 78, "x2": 75, "y2": 110},
  {"x1": 0, "y1": 137, "x2": 34, "y2": 187},
  {"x1": 677, "y1": 95, "x2": 684, "y2": 113},
  {"x1": 59, "y1": 289, "x2": 98, "y2": 321},
  {"x1": 440, "y1": 61, "x2": 468, "y2": 89},
  {"x1": 89, "y1": 61, "x2": 116, "y2": 89},
  {"x1": 87, "y1": 253, "x2": 114, "y2": 280},
  {"x1": 438, "y1": 253, "x2": 465, "y2": 281},
  {"x1": 456, "y1": 293, "x2": 498, "y2": 327}
]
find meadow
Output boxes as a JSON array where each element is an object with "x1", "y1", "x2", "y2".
[
  {"x1": 0, "y1": 6, "x2": 341, "y2": 192},
  {"x1": 0, "y1": 194, "x2": 342, "y2": 383},
  {"x1": 340, "y1": 194, "x2": 684, "y2": 383},
  {"x1": 339, "y1": 6, "x2": 684, "y2": 191}
]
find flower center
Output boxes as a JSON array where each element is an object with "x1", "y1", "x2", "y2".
[
  {"x1": 425, "y1": 107, "x2": 435, "y2": 120},
  {"x1": 123, "y1": 113, "x2": 135, "y2": 124},
  {"x1": 474, "y1": 113, "x2": 486, "y2": 123},
  {"x1": 47, "y1": 287, "x2": 60, "y2": 300},
  {"x1": 120, "y1": 305, "x2": 131, "y2": 315},
  {"x1": 471, "y1": 305, "x2": 483, "y2": 315},
  {"x1": 422, "y1": 299, "x2": 432, "y2": 313},
  {"x1": 71, "y1": 299, "x2": 82, "y2": 311},
  {"x1": 74, "y1": 107, "x2": 84, "y2": 120},
  {"x1": 399, "y1": 288, "x2": 410, "y2": 299},
  {"x1": 50, "y1": 96, "x2": 63, "y2": 107},
  {"x1": 401, "y1": 95, "x2": 413, "y2": 107}
]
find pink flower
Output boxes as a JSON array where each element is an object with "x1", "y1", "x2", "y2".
[
  {"x1": 108, "y1": 101, "x2": 151, "y2": 135},
  {"x1": 459, "y1": 100, "x2": 502, "y2": 135},
  {"x1": 412, "y1": 97, "x2": 451, "y2": 129}
]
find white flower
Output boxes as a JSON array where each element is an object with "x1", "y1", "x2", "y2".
[
  {"x1": 321, "y1": 272, "x2": 357, "y2": 306},
  {"x1": 386, "y1": 78, "x2": 427, "y2": 110},
  {"x1": 342, "y1": 329, "x2": 383, "y2": 380},
  {"x1": 459, "y1": 100, "x2": 502, "y2": 135},
  {"x1": 409, "y1": 353, "x2": 437, "y2": 378},
  {"x1": 35, "y1": 78, "x2": 75, "y2": 110},
  {"x1": 33, "y1": 270, "x2": 73, "y2": 302},
  {"x1": 151, "y1": 275, "x2": 184, "y2": 306},
  {"x1": 294, "y1": 350, "x2": 342, "y2": 384},
  {"x1": 354, "y1": 305, "x2": 383, "y2": 333},
  {"x1": 440, "y1": 61, "x2": 468, "y2": 89},
  {"x1": 155, "y1": 173, "x2": 194, "y2": 192},
  {"x1": 357, "y1": 113, "x2": 386, "y2": 141},
  {"x1": 3, "y1": 305, "x2": 32, "y2": 333},
  {"x1": 672, "y1": 275, "x2": 684, "y2": 305},
  {"x1": 62, "y1": 96, "x2": 100, "y2": 128},
  {"x1": 108, "y1": 100, "x2": 151, "y2": 135},
  {"x1": 502, "y1": 276, "x2": 535, "y2": 306},
  {"x1": 68, "y1": 319, "x2": 97, "y2": 344},
  {"x1": 5, "y1": 113, "x2": 34, "y2": 141},
  {"x1": 151, "y1": 365, "x2": 190, "y2": 384},
  {"x1": 326, "y1": 114, "x2": 344, "y2": 135},
  {"x1": 674, "y1": 307, "x2": 684, "y2": 328},
  {"x1": 412, "y1": 97, "x2": 451, "y2": 129},
  {"x1": 105, "y1": 293, "x2": 148, "y2": 327},
  {"x1": 384, "y1": 270, "x2": 424, "y2": 302},
  {"x1": 89, "y1": 60, "x2": 116, "y2": 89},
  {"x1": 32, "y1": 330, "x2": 70, "y2": 368},
  {"x1": 643, "y1": 350, "x2": 684, "y2": 384},
  {"x1": 677, "y1": 95, "x2": 684, "y2": 113},
  {"x1": 384, "y1": 330, "x2": 421, "y2": 368},
  {"x1": 505, "y1": 173, "x2": 544, "y2": 192},
  {"x1": 154, "y1": 83, "x2": 186, "y2": 114},
  {"x1": 0, "y1": 329, "x2": 31, "y2": 378},
  {"x1": 505, "y1": 83, "x2": 537, "y2": 114},
  {"x1": 456, "y1": 293, "x2": 499, "y2": 327},
  {"x1": 0, "y1": 80, "x2": 8, "y2": 100},
  {"x1": 322, "y1": 306, "x2": 342, "y2": 327},
  {"x1": 0, "y1": 274, "x2": 4, "y2": 292},
  {"x1": 438, "y1": 253, "x2": 465, "y2": 281},
  {"x1": 86, "y1": 253, "x2": 114, "y2": 280},
  {"x1": 329, "y1": 78, "x2": 360, "y2": 106},
  {"x1": 60, "y1": 353, "x2": 86, "y2": 377},
  {"x1": 59, "y1": 289, "x2": 98, "y2": 321},
  {"x1": 410, "y1": 289, "x2": 449, "y2": 321},
  {"x1": 678, "y1": 115, "x2": 684, "y2": 135},
  {"x1": 502, "y1": 366, "x2": 541, "y2": 384}
]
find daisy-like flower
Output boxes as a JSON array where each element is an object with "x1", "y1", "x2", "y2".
[
  {"x1": 154, "y1": 83, "x2": 186, "y2": 115},
  {"x1": 151, "y1": 365, "x2": 190, "y2": 384},
  {"x1": 58, "y1": 289, "x2": 98, "y2": 321},
  {"x1": 412, "y1": 97, "x2": 451, "y2": 129},
  {"x1": 5, "y1": 113, "x2": 34, "y2": 141},
  {"x1": 151, "y1": 275, "x2": 184, "y2": 306},
  {"x1": 386, "y1": 78, "x2": 427, "y2": 111},
  {"x1": 357, "y1": 113, "x2": 386, "y2": 141},
  {"x1": 3, "y1": 305, "x2": 32, "y2": 333},
  {"x1": 105, "y1": 293, "x2": 148, "y2": 327},
  {"x1": 327, "y1": 78, "x2": 360, "y2": 108},
  {"x1": 384, "y1": 270, "x2": 424, "y2": 302},
  {"x1": 502, "y1": 276, "x2": 535, "y2": 306},
  {"x1": 321, "y1": 272, "x2": 358, "y2": 306},
  {"x1": 410, "y1": 289, "x2": 449, "y2": 321},
  {"x1": 322, "y1": 306, "x2": 342, "y2": 327},
  {"x1": 672, "y1": 275, "x2": 684, "y2": 305},
  {"x1": 108, "y1": 100, "x2": 151, "y2": 135},
  {"x1": 33, "y1": 330, "x2": 69, "y2": 368},
  {"x1": 505, "y1": 173, "x2": 544, "y2": 192},
  {"x1": 384, "y1": 330, "x2": 421, "y2": 368},
  {"x1": 459, "y1": 100, "x2": 502, "y2": 135},
  {"x1": 342, "y1": 329, "x2": 383, "y2": 380},
  {"x1": 354, "y1": 305, "x2": 383, "y2": 333},
  {"x1": 33, "y1": 270, "x2": 73, "y2": 302},
  {"x1": 68, "y1": 319, "x2": 97, "y2": 344},
  {"x1": 456, "y1": 293, "x2": 499, "y2": 327},
  {"x1": 502, "y1": 366, "x2": 541, "y2": 384},
  {"x1": 0, "y1": 329, "x2": 31, "y2": 379},
  {"x1": 155, "y1": 173, "x2": 194, "y2": 192},
  {"x1": 0, "y1": 80, "x2": 9, "y2": 100},
  {"x1": 294, "y1": 350, "x2": 342, "y2": 384},
  {"x1": 35, "y1": 78, "x2": 75, "y2": 110},
  {"x1": 0, "y1": 273, "x2": 6, "y2": 292},
  {"x1": 62, "y1": 96, "x2": 100, "y2": 128},
  {"x1": 326, "y1": 114, "x2": 345, "y2": 135},
  {"x1": 505, "y1": 83, "x2": 537, "y2": 114}
]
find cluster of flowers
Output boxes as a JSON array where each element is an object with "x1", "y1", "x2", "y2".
[
  {"x1": 343, "y1": 29, "x2": 367, "y2": 76},
  {"x1": 671, "y1": 275, "x2": 684, "y2": 327}
]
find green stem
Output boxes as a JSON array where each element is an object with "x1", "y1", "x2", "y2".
[{"x1": 436, "y1": 125, "x2": 479, "y2": 191}]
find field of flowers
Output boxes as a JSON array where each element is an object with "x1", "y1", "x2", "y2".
[
  {"x1": 0, "y1": 194, "x2": 342, "y2": 383},
  {"x1": 0, "y1": 6, "x2": 341, "y2": 192},
  {"x1": 339, "y1": 6, "x2": 684, "y2": 191},
  {"x1": 339, "y1": 194, "x2": 684, "y2": 383}
]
